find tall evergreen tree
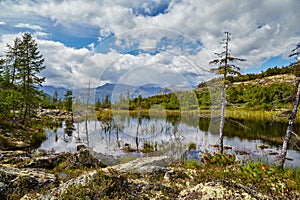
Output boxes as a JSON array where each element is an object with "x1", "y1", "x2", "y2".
[
  {"x1": 209, "y1": 32, "x2": 245, "y2": 153},
  {"x1": 64, "y1": 90, "x2": 73, "y2": 112},
  {"x1": 103, "y1": 95, "x2": 111, "y2": 109},
  {"x1": 5, "y1": 37, "x2": 22, "y2": 86},
  {"x1": 18, "y1": 33, "x2": 45, "y2": 123},
  {"x1": 2, "y1": 38, "x2": 23, "y2": 118},
  {"x1": 2, "y1": 32, "x2": 45, "y2": 123}
]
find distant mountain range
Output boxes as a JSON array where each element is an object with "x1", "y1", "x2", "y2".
[
  {"x1": 40, "y1": 85, "x2": 69, "y2": 99},
  {"x1": 40, "y1": 83, "x2": 174, "y2": 103}
]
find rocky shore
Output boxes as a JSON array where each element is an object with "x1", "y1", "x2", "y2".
[{"x1": 1, "y1": 146, "x2": 298, "y2": 199}]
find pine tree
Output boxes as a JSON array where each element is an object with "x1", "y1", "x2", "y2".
[
  {"x1": 17, "y1": 33, "x2": 45, "y2": 123},
  {"x1": 64, "y1": 90, "x2": 73, "y2": 112},
  {"x1": 0, "y1": 33, "x2": 45, "y2": 123},
  {"x1": 2, "y1": 38, "x2": 23, "y2": 118},
  {"x1": 103, "y1": 95, "x2": 111, "y2": 109},
  {"x1": 209, "y1": 32, "x2": 245, "y2": 153},
  {"x1": 52, "y1": 90, "x2": 59, "y2": 108}
]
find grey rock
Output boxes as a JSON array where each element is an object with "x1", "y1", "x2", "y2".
[
  {"x1": 0, "y1": 165, "x2": 57, "y2": 199},
  {"x1": 24, "y1": 153, "x2": 66, "y2": 169},
  {"x1": 111, "y1": 155, "x2": 170, "y2": 173}
]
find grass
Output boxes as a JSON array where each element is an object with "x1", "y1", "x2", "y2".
[{"x1": 95, "y1": 106, "x2": 300, "y2": 122}]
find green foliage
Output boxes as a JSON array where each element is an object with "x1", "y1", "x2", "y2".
[
  {"x1": 239, "y1": 161, "x2": 275, "y2": 183},
  {"x1": 183, "y1": 160, "x2": 201, "y2": 169},
  {"x1": 142, "y1": 141, "x2": 156, "y2": 153},
  {"x1": 166, "y1": 93, "x2": 180, "y2": 110},
  {"x1": 102, "y1": 95, "x2": 111, "y2": 109},
  {"x1": 63, "y1": 90, "x2": 73, "y2": 112},
  {"x1": 95, "y1": 98, "x2": 102, "y2": 111},
  {"x1": 0, "y1": 32, "x2": 46, "y2": 124},
  {"x1": 188, "y1": 142, "x2": 196, "y2": 151},
  {"x1": 201, "y1": 153, "x2": 236, "y2": 166}
]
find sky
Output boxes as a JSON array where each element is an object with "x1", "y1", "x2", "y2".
[{"x1": 0, "y1": 0, "x2": 299, "y2": 90}]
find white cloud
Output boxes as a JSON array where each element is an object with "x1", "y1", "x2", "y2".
[
  {"x1": 15, "y1": 23, "x2": 44, "y2": 31},
  {"x1": 34, "y1": 31, "x2": 48, "y2": 38},
  {"x1": 0, "y1": 0, "x2": 300, "y2": 88}
]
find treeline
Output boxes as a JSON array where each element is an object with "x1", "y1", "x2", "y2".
[
  {"x1": 111, "y1": 91, "x2": 199, "y2": 111},
  {"x1": 95, "y1": 95, "x2": 112, "y2": 110},
  {"x1": 109, "y1": 65, "x2": 298, "y2": 111},
  {"x1": 0, "y1": 33, "x2": 45, "y2": 124},
  {"x1": 40, "y1": 90, "x2": 73, "y2": 112},
  {"x1": 198, "y1": 65, "x2": 300, "y2": 88},
  {"x1": 120, "y1": 82, "x2": 295, "y2": 111}
]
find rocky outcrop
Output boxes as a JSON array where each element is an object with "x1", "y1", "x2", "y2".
[
  {"x1": 0, "y1": 165, "x2": 57, "y2": 199},
  {"x1": 1, "y1": 149, "x2": 297, "y2": 199},
  {"x1": 24, "y1": 153, "x2": 67, "y2": 169},
  {"x1": 66, "y1": 147, "x2": 107, "y2": 168},
  {"x1": 111, "y1": 155, "x2": 170, "y2": 173},
  {"x1": 38, "y1": 155, "x2": 171, "y2": 199}
]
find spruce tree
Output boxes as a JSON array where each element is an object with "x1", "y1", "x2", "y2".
[
  {"x1": 64, "y1": 90, "x2": 73, "y2": 112},
  {"x1": 209, "y1": 32, "x2": 245, "y2": 153},
  {"x1": 18, "y1": 33, "x2": 45, "y2": 123},
  {"x1": 3, "y1": 32, "x2": 46, "y2": 123}
]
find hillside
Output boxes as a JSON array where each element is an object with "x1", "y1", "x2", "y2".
[
  {"x1": 131, "y1": 65, "x2": 300, "y2": 111},
  {"x1": 233, "y1": 73, "x2": 298, "y2": 86}
]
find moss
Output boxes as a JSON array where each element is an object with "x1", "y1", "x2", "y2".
[
  {"x1": 8, "y1": 175, "x2": 32, "y2": 200},
  {"x1": 188, "y1": 142, "x2": 196, "y2": 151}
]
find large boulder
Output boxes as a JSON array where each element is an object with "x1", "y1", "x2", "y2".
[{"x1": 111, "y1": 155, "x2": 170, "y2": 173}]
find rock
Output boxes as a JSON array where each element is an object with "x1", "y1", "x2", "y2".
[
  {"x1": 76, "y1": 144, "x2": 86, "y2": 151},
  {"x1": 0, "y1": 150, "x2": 30, "y2": 162},
  {"x1": 24, "y1": 153, "x2": 67, "y2": 169},
  {"x1": 111, "y1": 155, "x2": 170, "y2": 173},
  {"x1": 39, "y1": 156, "x2": 171, "y2": 199},
  {"x1": 38, "y1": 170, "x2": 97, "y2": 200},
  {"x1": 66, "y1": 148, "x2": 107, "y2": 168},
  {"x1": 0, "y1": 165, "x2": 57, "y2": 199},
  {"x1": 75, "y1": 145, "x2": 120, "y2": 166},
  {"x1": 178, "y1": 181, "x2": 264, "y2": 200}
]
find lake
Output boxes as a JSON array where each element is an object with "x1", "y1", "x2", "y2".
[{"x1": 39, "y1": 111, "x2": 300, "y2": 168}]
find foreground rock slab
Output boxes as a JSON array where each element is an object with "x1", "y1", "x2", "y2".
[
  {"x1": 0, "y1": 165, "x2": 57, "y2": 199},
  {"x1": 111, "y1": 155, "x2": 170, "y2": 173}
]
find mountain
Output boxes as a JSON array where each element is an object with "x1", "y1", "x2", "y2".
[
  {"x1": 40, "y1": 85, "x2": 69, "y2": 99},
  {"x1": 41, "y1": 83, "x2": 174, "y2": 104},
  {"x1": 94, "y1": 83, "x2": 165, "y2": 103}
]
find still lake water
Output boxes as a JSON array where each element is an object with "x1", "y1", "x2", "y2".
[{"x1": 39, "y1": 112, "x2": 300, "y2": 168}]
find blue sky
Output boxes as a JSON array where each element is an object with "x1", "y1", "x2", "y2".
[{"x1": 0, "y1": 0, "x2": 299, "y2": 89}]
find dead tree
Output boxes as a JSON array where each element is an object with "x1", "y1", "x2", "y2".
[{"x1": 279, "y1": 43, "x2": 300, "y2": 167}]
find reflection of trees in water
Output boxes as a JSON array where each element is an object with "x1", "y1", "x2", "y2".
[
  {"x1": 62, "y1": 119, "x2": 75, "y2": 142},
  {"x1": 197, "y1": 116, "x2": 300, "y2": 149}
]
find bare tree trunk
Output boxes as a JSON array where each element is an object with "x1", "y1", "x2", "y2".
[
  {"x1": 219, "y1": 84, "x2": 226, "y2": 153},
  {"x1": 85, "y1": 82, "x2": 91, "y2": 147},
  {"x1": 279, "y1": 80, "x2": 300, "y2": 167}
]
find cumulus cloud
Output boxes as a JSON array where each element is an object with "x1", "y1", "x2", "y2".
[
  {"x1": 0, "y1": 0, "x2": 299, "y2": 88},
  {"x1": 15, "y1": 23, "x2": 44, "y2": 31}
]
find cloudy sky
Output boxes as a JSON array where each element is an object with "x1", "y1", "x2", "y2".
[{"x1": 0, "y1": 0, "x2": 299, "y2": 90}]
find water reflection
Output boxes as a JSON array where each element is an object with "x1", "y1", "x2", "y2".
[{"x1": 39, "y1": 112, "x2": 300, "y2": 168}]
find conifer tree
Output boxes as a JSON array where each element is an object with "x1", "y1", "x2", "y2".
[
  {"x1": 209, "y1": 32, "x2": 245, "y2": 153},
  {"x1": 18, "y1": 33, "x2": 45, "y2": 123},
  {"x1": 2, "y1": 32, "x2": 45, "y2": 123}
]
